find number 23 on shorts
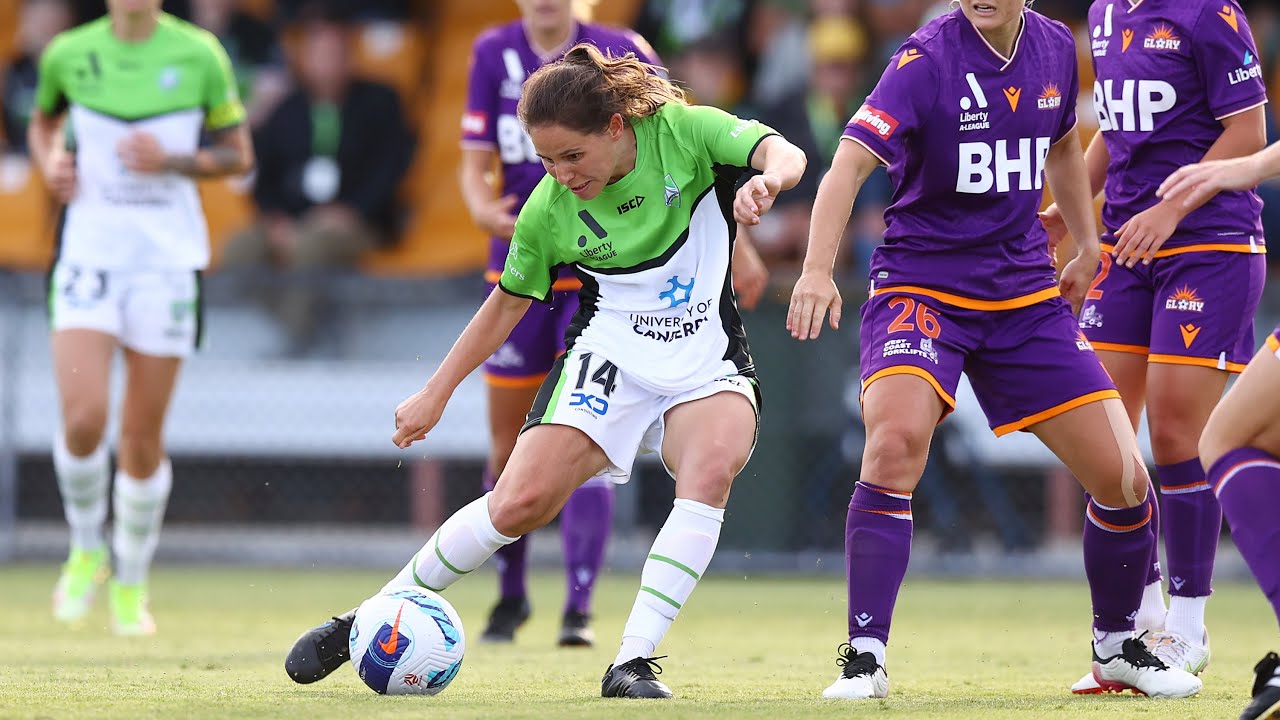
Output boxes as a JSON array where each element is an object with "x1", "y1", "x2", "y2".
[{"x1": 887, "y1": 296, "x2": 942, "y2": 338}]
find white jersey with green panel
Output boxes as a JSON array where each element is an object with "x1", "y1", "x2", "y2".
[
  {"x1": 35, "y1": 14, "x2": 245, "y2": 271},
  {"x1": 501, "y1": 102, "x2": 777, "y2": 395}
]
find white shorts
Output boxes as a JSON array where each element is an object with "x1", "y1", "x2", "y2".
[
  {"x1": 522, "y1": 348, "x2": 760, "y2": 483},
  {"x1": 48, "y1": 262, "x2": 203, "y2": 358}
]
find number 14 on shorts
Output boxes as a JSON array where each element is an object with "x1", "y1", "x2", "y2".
[{"x1": 570, "y1": 352, "x2": 619, "y2": 416}]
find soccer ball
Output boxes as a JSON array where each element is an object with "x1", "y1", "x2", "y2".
[{"x1": 349, "y1": 586, "x2": 466, "y2": 695}]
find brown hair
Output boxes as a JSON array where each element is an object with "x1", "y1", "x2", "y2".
[{"x1": 518, "y1": 42, "x2": 686, "y2": 135}]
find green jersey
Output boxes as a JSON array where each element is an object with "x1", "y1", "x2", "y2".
[
  {"x1": 501, "y1": 102, "x2": 777, "y2": 394},
  {"x1": 36, "y1": 13, "x2": 245, "y2": 270}
]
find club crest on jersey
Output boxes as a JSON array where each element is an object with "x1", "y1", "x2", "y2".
[
  {"x1": 158, "y1": 66, "x2": 180, "y2": 91},
  {"x1": 1144, "y1": 25, "x2": 1182, "y2": 51},
  {"x1": 1165, "y1": 286, "x2": 1205, "y2": 313},
  {"x1": 1037, "y1": 84, "x2": 1062, "y2": 110},
  {"x1": 851, "y1": 104, "x2": 900, "y2": 138},
  {"x1": 663, "y1": 173, "x2": 681, "y2": 208}
]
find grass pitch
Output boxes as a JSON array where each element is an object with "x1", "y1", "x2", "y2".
[{"x1": 0, "y1": 564, "x2": 1272, "y2": 719}]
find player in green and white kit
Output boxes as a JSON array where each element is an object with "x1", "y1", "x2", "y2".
[
  {"x1": 284, "y1": 43, "x2": 806, "y2": 697},
  {"x1": 30, "y1": 0, "x2": 253, "y2": 635}
]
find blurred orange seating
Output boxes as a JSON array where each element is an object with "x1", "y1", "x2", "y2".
[
  {"x1": 0, "y1": 154, "x2": 53, "y2": 270},
  {"x1": 200, "y1": 176, "x2": 254, "y2": 268}
]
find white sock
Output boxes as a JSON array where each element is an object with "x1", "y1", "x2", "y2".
[
  {"x1": 383, "y1": 493, "x2": 517, "y2": 592},
  {"x1": 53, "y1": 434, "x2": 110, "y2": 553},
  {"x1": 614, "y1": 498, "x2": 723, "y2": 667},
  {"x1": 1135, "y1": 580, "x2": 1167, "y2": 632},
  {"x1": 850, "y1": 637, "x2": 886, "y2": 666},
  {"x1": 1165, "y1": 595, "x2": 1207, "y2": 643},
  {"x1": 111, "y1": 460, "x2": 172, "y2": 586},
  {"x1": 1092, "y1": 629, "x2": 1130, "y2": 659}
]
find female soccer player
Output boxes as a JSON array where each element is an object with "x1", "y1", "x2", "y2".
[
  {"x1": 459, "y1": 0, "x2": 662, "y2": 648},
  {"x1": 29, "y1": 0, "x2": 253, "y2": 635},
  {"x1": 788, "y1": 0, "x2": 1201, "y2": 699},
  {"x1": 286, "y1": 42, "x2": 806, "y2": 698},
  {"x1": 1157, "y1": 144, "x2": 1280, "y2": 720},
  {"x1": 1040, "y1": 0, "x2": 1267, "y2": 684}
]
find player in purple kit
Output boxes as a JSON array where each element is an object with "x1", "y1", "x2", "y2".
[
  {"x1": 1040, "y1": 0, "x2": 1268, "y2": 687},
  {"x1": 788, "y1": 0, "x2": 1202, "y2": 699},
  {"x1": 1156, "y1": 144, "x2": 1280, "y2": 720},
  {"x1": 458, "y1": 0, "x2": 661, "y2": 646}
]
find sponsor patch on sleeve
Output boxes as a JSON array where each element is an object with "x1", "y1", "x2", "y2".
[
  {"x1": 850, "y1": 104, "x2": 900, "y2": 139},
  {"x1": 462, "y1": 110, "x2": 488, "y2": 136}
]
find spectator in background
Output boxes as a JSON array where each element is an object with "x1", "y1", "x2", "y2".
[
  {"x1": 189, "y1": 0, "x2": 290, "y2": 129},
  {"x1": 754, "y1": 15, "x2": 887, "y2": 277},
  {"x1": 221, "y1": 5, "x2": 414, "y2": 356},
  {"x1": 1, "y1": 0, "x2": 73, "y2": 154},
  {"x1": 634, "y1": 0, "x2": 751, "y2": 59}
]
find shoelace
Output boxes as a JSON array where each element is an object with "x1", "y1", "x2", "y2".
[
  {"x1": 1124, "y1": 634, "x2": 1169, "y2": 671},
  {"x1": 316, "y1": 615, "x2": 353, "y2": 663},
  {"x1": 1251, "y1": 652, "x2": 1280, "y2": 697},
  {"x1": 835, "y1": 643, "x2": 880, "y2": 679},
  {"x1": 1147, "y1": 632, "x2": 1198, "y2": 666},
  {"x1": 619, "y1": 656, "x2": 667, "y2": 680}
]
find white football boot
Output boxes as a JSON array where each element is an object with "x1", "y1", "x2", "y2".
[
  {"x1": 1146, "y1": 628, "x2": 1211, "y2": 675},
  {"x1": 1091, "y1": 636, "x2": 1203, "y2": 698},
  {"x1": 822, "y1": 644, "x2": 889, "y2": 699}
]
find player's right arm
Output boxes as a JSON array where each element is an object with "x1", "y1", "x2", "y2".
[
  {"x1": 28, "y1": 33, "x2": 75, "y2": 202},
  {"x1": 458, "y1": 31, "x2": 518, "y2": 239},
  {"x1": 392, "y1": 288, "x2": 531, "y2": 448},
  {"x1": 1157, "y1": 140, "x2": 1280, "y2": 208}
]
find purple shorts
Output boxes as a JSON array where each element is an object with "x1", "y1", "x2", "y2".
[
  {"x1": 1079, "y1": 249, "x2": 1265, "y2": 373},
  {"x1": 484, "y1": 283, "x2": 579, "y2": 387},
  {"x1": 860, "y1": 290, "x2": 1118, "y2": 436}
]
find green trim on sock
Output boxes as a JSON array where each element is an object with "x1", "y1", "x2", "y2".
[
  {"x1": 433, "y1": 533, "x2": 469, "y2": 577},
  {"x1": 640, "y1": 586, "x2": 682, "y2": 609},
  {"x1": 647, "y1": 553, "x2": 700, "y2": 580}
]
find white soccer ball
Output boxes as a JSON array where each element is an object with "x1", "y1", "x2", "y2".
[{"x1": 349, "y1": 586, "x2": 466, "y2": 695}]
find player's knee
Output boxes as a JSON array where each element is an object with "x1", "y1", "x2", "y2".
[
  {"x1": 1198, "y1": 421, "x2": 1233, "y2": 472},
  {"x1": 673, "y1": 451, "x2": 738, "y2": 506},
  {"x1": 863, "y1": 422, "x2": 931, "y2": 476},
  {"x1": 62, "y1": 406, "x2": 108, "y2": 455},
  {"x1": 116, "y1": 433, "x2": 164, "y2": 478},
  {"x1": 1089, "y1": 456, "x2": 1150, "y2": 509},
  {"x1": 1147, "y1": 416, "x2": 1201, "y2": 462},
  {"x1": 487, "y1": 484, "x2": 557, "y2": 537}
]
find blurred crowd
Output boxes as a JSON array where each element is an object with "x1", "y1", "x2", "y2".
[{"x1": 4, "y1": 0, "x2": 1280, "y2": 350}]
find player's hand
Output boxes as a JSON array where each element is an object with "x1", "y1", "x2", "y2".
[
  {"x1": 117, "y1": 131, "x2": 168, "y2": 174},
  {"x1": 1157, "y1": 155, "x2": 1266, "y2": 210},
  {"x1": 787, "y1": 270, "x2": 841, "y2": 340},
  {"x1": 1113, "y1": 200, "x2": 1183, "y2": 267},
  {"x1": 732, "y1": 233, "x2": 769, "y2": 311},
  {"x1": 392, "y1": 385, "x2": 450, "y2": 449},
  {"x1": 477, "y1": 194, "x2": 518, "y2": 239},
  {"x1": 734, "y1": 173, "x2": 781, "y2": 226},
  {"x1": 43, "y1": 145, "x2": 77, "y2": 203},
  {"x1": 1058, "y1": 250, "x2": 1097, "y2": 317},
  {"x1": 1038, "y1": 202, "x2": 1068, "y2": 251}
]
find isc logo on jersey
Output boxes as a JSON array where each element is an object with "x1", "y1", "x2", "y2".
[{"x1": 1093, "y1": 79, "x2": 1177, "y2": 132}]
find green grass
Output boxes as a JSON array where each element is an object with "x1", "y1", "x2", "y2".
[{"x1": 0, "y1": 565, "x2": 1272, "y2": 719}]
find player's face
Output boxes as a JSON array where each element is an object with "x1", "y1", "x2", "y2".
[
  {"x1": 957, "y1": 0, "x2": 1023, "y2": 34},
  {"x1": 530, "y1": 114, "x2": 629, "y2": 201},
  {"x1": 515, "y1": 0, "x2": 574, "y2": 35}
]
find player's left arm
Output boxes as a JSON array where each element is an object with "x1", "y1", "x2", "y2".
[
  {"x1": 737, "y1": 134, "x2": 807, "y2": 226},
  {"x1": 1114, "y1": 0, "x2": 1268, "y2": 265},
  {"x1": 1044, "y1": 125, "x2": 1101, "y2": 315},
  {"x1": 118, "y1": 33, "x2": 254, "y2": 178}
]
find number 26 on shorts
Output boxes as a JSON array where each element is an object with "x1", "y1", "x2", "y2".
[{"x1": 887, "y1": 296, "x2": 942, "y2": 338}]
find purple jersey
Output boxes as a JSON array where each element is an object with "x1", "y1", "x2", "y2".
[
  {"x1": 844, "y1": 9, "x2": 1078, "y2": 307},
  {"x1": 1090, "y1": 0, "x2": 1267, "y2": 250},
  {"x1": 462, "y1": 20, "x2": 660, "y2": 279}
]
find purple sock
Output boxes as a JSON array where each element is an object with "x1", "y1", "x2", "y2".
[
  {"x1": 1157, "y1": 457, "x2": 1219, "y2": 598},
  {"x1": 560, "y1": 481, "x2": 613, "y2": 615},
  {"x1": 1208, "y1": 448, "x2": 1280, "y2": 625},
  {"x1": 1083, "y1": 496, "x2": 1154, "y2": 632},
  {"x1": 1145, "y1": 479, "x2": 1163, "y2": 586},
  {"x1": 846, "y1": 481, "x2": 912, "y2": 644},
  {"x1": 485, "y1": 467, "x2": 528, "y2": 600}
]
